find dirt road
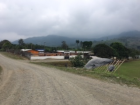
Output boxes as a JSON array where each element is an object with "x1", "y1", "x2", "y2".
[{"x1": 0, "y1": 54, "x2": 140, "y2": 105}]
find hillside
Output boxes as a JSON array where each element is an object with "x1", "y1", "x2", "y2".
[
  {"x1": 13, "y1": 30, "x2": 140, "y2": 49},
  {"x1": 97, "y1": 30, "x2": 140, "y2": 49},
  {"x1": 13, "y1": 35, "x2": 93, "y2": 47}
]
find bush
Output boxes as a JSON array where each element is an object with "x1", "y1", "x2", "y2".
[
  {"x1": 110, "y1": 42, "x2": 129, "y2": 59},
  {"x1": 70, "y1": 55, "x2": 85, "y2": 67},
  {"x1": 93, "y1": 43, "x2": 114, "y2": 58}
]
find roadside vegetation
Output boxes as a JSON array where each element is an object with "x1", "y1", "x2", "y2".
[
  {"x1": 1, "y1": 38, "x2": 140, "y2": 87},
  {"x1": 0, "y1": 52, "x2": 26, "y2": 60},
  {"x1": 31, "y1": 60, "x2": 140, "y2": 87},
  {"x1": 2, "y1": 50, "x2": 140, "y2": 87}
]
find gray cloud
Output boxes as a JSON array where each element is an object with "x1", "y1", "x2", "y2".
[{"x1": 0, "y1": 0, "x2": 140, "y2": 41}]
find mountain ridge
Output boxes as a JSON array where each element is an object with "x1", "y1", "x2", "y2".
[{"x1": 12, "y1": 30, "x2": 140, "y2": 48}]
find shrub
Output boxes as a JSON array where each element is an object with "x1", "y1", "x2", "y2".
[
  {"x1": 70, "y1": 54, "x2": 85, "y2": 67},
  {"x1": 93, "y1": 43, "x2": 114, "y2": 58}
]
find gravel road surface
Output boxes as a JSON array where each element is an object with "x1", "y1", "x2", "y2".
[{"x1": 0, "y1": 53, "x2": 140, "y2": 105}]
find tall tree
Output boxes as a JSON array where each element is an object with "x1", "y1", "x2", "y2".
[
  {"x1": 82, "y1": 41, "x2": 92, "y2": 50},
  {"x1": 80, "y1": 41, "x2": 83, "y2": 49},
  {"x1": 61, "y1": 41, "x2": 68, "y2": 50},
  {"x1": 18, "y1": 39, "x2": 24, "y2": 46},
  {"x1": 2, "y1": 42, "x2": 12, "y2": 51},
  {"x1": 0, "y1": 40, "x2": 11, "y2": 50},
  {"x1": 0, "y1": 40, "x2": 11, "y2": 47},
  {"x1": 76, "y1": 40, "x2": 79, "y2": 49}
]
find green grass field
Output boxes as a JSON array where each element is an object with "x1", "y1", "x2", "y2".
[
  {"x1": 44, "y1": 60, "x2": 140, "y2": 79},
  {"x1": 117, "y1": 60, "x2": 140, "y2": 78}
]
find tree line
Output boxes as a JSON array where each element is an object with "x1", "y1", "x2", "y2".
[
  {"x1": 93, "y1": 42, "x2": 140, "y2": 59},
  {"x1": 0, "y1": 39, "x2": 140, "y2": 59}
]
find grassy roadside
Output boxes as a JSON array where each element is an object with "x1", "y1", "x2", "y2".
[
  {"x1": 0, "y1": 52, "x2": 26, "y2": 60},
  {"x1": 31, "y1": 62, "x2": 140, "y2": 87},
  {"x1": 1, "y1": 51, "x2": 139, "y2": 87}
]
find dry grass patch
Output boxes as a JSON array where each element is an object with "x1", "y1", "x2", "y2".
[{"x1": 0, "y1": 52, "x2": 27, "y2": 60}]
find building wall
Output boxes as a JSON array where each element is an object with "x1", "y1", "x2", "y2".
[{"x1": 30, "y1": 56, "x2": 64, "y2": 60}]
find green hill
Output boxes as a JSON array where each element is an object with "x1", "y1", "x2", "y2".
[{"x1": 12, "y1": 30, "x2": 140, "y2": 49}]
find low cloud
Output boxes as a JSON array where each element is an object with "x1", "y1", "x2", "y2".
[{"x1": 0, "y1": 0, "x2": 140, "y2": 41}]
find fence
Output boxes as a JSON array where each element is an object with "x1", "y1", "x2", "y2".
[{"x1": 94, "y1": 59, "x2": 125, "y2": 73}]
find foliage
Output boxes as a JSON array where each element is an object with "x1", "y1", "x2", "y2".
[
  {"x1": 80, "y1": 41, "x2": 83, "y2": 48},
  {"x1": 76, "y1": 40, "x2": 79, "y2": 48},
  {"x1": 0, "y1": 40, "x2": 11, "y2": 50},
  {"x1": 110, "y1": 42, "x2": 129, "y2": 59},
  {"x1": 45, "y1": 47, "x2": 50, "y2": 52},
  {"x1": 82, "y1": 41, "x2": 92, "y2": 50},
  {"x1": 0, "y1": 40, "x2": 11, "y2": 47},
  {"x1": 128, "y1": 48, "x2": 140, "y2": 58},
  {"x1": 61, "y1": 41, "x2": 68, "y2": 50},
  {"x1": 2, "y1": 42, "x2": 12, "y2": 50},
  {"x1": 18, "y1": 39, "x2": 24, "y2": 46},
  {"x1": 70, "y1": 54, "x2": 85, "y2": 67},
  {"x1": 93, "y1": 43, "x2": 114, "y2": 58},
  {"x1": 50, "y1": 47, "x2": 57, "y2": 53}
]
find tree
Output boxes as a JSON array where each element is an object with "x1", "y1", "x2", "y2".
[
  {"x1": 128, "y1": 48, "x2": 140, "y2": 58},
  {"x1": 0, "y1": 40, "x2": 11, "y2": 47},
  {"x1": 0, "y1": 40, "x2": 11, "y2": 50},
  {"x1": 61, "y1": 41, "x2": 68, "y2": 50},
  {"x1": 50, "y1": 47, "x2": 57, "y2": 53},
  {"x1": 70, "y1": 54, "x2": 85, "y2": 67},
  {"x1": 80, "y1": 41, "x2": 83, "y2": 49},
  {"x1": 82, "y1": 41, "x2": 92, "y2": 50},
  {"x1": 110, "y1": 42, "x2": 129, "y2": 59},
  {"x1": 93, "y1": 44, "x2": 114, "y2": 58},
  {"x1": 76, "y1": 40, "x2": 79, "y2": 49},
  {"x1": 2, "y1": 42, "x2": 12, "y2": 51},
  {"x1": 18, "y1": 39, "x2": 24, "y2": 46}
]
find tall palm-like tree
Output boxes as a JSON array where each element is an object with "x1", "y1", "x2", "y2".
[
  {"x1": 62, "y1": 41, "x2": 68, "y2": 50},
  {"x1": 76, "y1": 40, "x2": 79, "y2": 49}
]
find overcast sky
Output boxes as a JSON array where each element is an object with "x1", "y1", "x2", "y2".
[{"x1": 0, "y1": 0, "x2": 140, "y2": 41}]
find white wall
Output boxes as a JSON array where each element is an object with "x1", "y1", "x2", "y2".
[
  {"x1": 69, "y1": 55, "x2": 77, "y2": 58},
  {"x1": 30, "y1": 56, "x2": 64, "y2": 60},
  {"x1": 30, "y1": 55, "x2": 89, "y2": 60}
]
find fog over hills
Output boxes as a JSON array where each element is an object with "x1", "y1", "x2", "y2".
[
  {"x1": 13, "y1": 30, "x2": 140, "y2": 48},
  {"x1": 13, "y1": 35, "x2": 93, "y2": 47}
]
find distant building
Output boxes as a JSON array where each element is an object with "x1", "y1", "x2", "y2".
[
  {"x1": 28, "y1": 50, "x2": 39, "y2": 55},
  {"x1": 35, "y1": 49, "x2": 45, "y2": 56},
  {"x1": 20, "y1": 49, "x2": 31, "y2": 52}
]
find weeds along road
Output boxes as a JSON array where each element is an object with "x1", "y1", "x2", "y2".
[{"x1": 0, "y1": 54, "x2": 140, "y2": 105}]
